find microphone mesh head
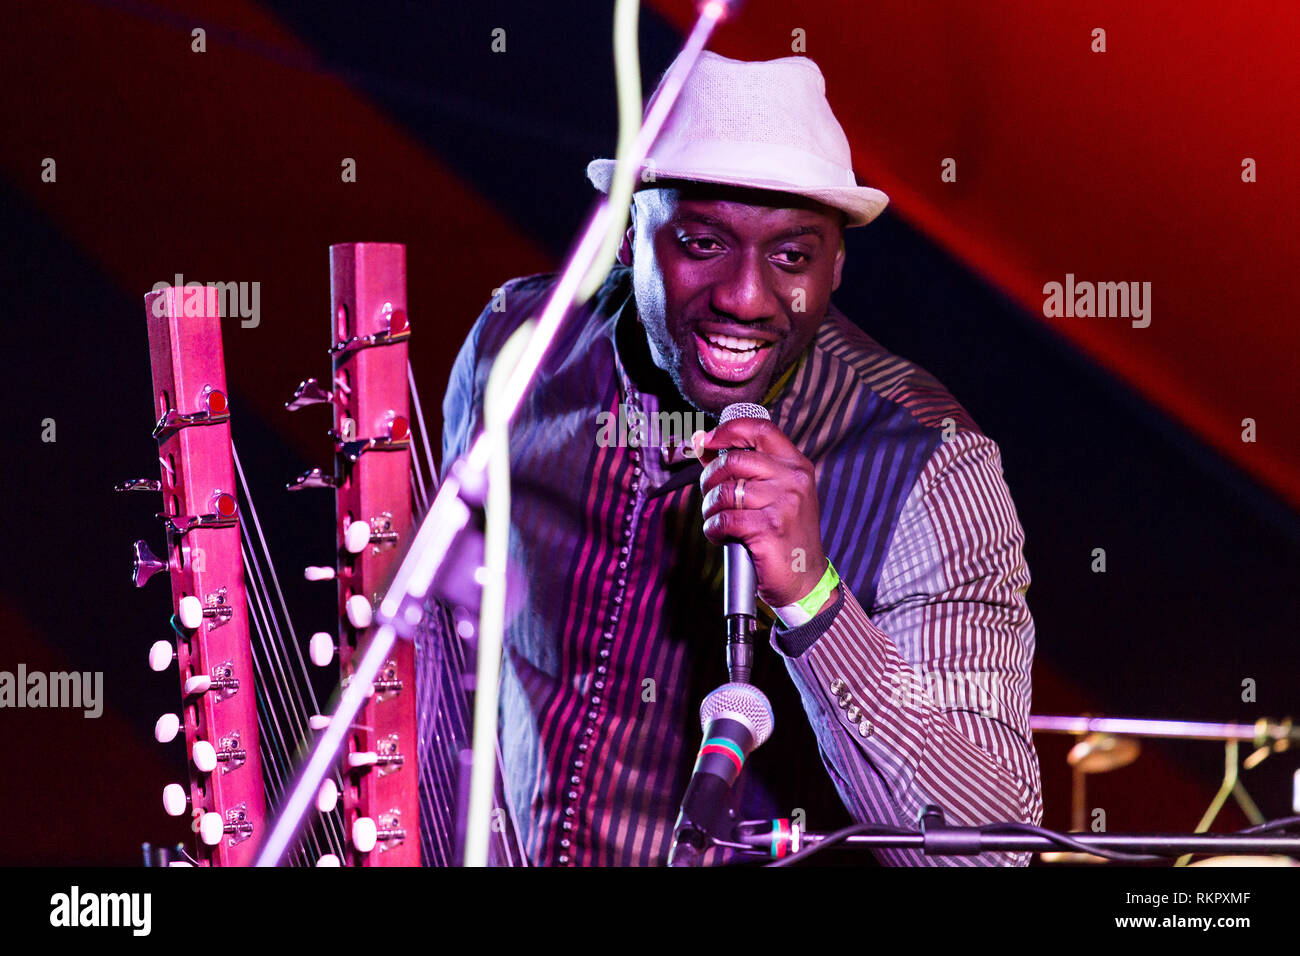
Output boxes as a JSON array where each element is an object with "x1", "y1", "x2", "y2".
[
  {"x1": 717, "y1": 402, "x2": 771, "y2": 425},
  {"x1": 700, "y1": 682, "x2": 775, "y2": 748}
]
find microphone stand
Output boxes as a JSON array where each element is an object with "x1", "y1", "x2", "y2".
[
  {"x1": 255, "y1": 0, "x2": 739, "y2": 868},
  {"x1": 718, "y1": 806, "x2": 1300, "y2": 865}
]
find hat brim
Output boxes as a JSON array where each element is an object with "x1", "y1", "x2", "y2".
[{"x1": 587, "y1": 158, "x2": 889, "y2": 228}]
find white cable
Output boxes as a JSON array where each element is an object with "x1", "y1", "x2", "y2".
[
  {"x1": 577, "y1": 0, "x2": 642, "y2": 302},
  {"x1": 464, "y1": 320, "x2": 535, "y2": 867}
]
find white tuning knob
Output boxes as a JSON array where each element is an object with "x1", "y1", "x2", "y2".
[
  {"x1": 149, "y1": 641, "x2": 175, "y2": 672},
  {"x1": 154, "y1": 713, "x2": 180, "y2": 743},
  {"x1": 305, "y1": 565, "x2": 336, "y2": 582},
  {"x1": 308, "y1": 714, "x2": 330, "y2": 731},
  {"x1": 192, "y1": 740, "x2": 218, "y2": 773},
  {"x1": 346, "y1": 594, "x2": 373, "y2": 629},
  {"x1": 184, "y1": 674, "x2": 212, "y2": 696},
  {"x1": 167, "y1": 861, "x2": 194, "y2": 867},
  {"x1": 316, "y1": 854, "x2": 341, "y2": 867},
  {"x1": 347, "y1": 751, "x2": 379, "y2": 769},
  {"x1": 309, "y1": 632, "x2": 336, "y2": 667},
  {"x1": 344, "y1": 520, "x2": 372, "y2": 554},
  {"x1": 316, "y1": 778, "x2": 339, "y2": 814},
  {"x1": 162, "y1": 783, "x2": 188, "y2": 817},
  {"x1": 352, "y1": 816, "x2": 378, "y2": 853},
  {"x1": 178, "y1": 595, "x2": 204, "y2": 630},
  {"x1": 199, "y1": 811, "x2": 225, "y2": 847}
]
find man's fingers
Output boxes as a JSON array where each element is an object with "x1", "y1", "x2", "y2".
[
  {"x1": 701, "y1": 506, "x2": 773, "y2": 547},
  {"x1": 699, "y1": 447, "x2": 786, "y2": 494},
  {"x1": 701, "y1": 477, "x2": 773, "y2": 520},
  {"x1": 697, "y1": 418, "x2": 796, "y2": 458}
]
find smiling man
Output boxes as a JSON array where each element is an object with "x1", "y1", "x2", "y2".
[{"x1": 441, "y1": 52, "x2": 1042, "y2": 866}]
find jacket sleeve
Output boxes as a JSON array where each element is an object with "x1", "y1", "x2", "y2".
[
  {"x1": 440, "y1": 299, "x2": 484, "y2": 478},
  {"x1": 441, "y1": 274, "x2": 557, "y2": 478},
  {"x1": 770, "y1": 430, "x2": 1043, "y2": 866}
]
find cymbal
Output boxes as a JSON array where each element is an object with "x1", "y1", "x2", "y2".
[{"x1": 1068, "y1": 732, "x2": 1140, "y2": 773}]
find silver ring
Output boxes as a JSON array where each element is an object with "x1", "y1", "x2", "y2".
[{"x1": 735, "y1": 478, "x2": 746, "y2": 510}]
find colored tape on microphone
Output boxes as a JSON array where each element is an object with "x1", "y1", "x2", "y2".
[
  {"x1": 770, "y1": 817, "x2": 792, "y2": 858},
  {"x1": 696, "y1": 736, "x2": 745, "y2": 774}
]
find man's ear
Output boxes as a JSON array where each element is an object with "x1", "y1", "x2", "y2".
[
  {"x1": 831, "y1": 234, "x2": 846, "y2": 292},
  {"x1": 617, "y1": 207, "x2": 635, "y2": 267}
]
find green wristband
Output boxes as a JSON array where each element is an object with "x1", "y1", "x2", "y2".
[{"x1": 774, "y1": 559, "x2": 840, "y2": 627}]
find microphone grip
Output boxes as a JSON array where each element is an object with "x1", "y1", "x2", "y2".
[
  {"x1": 723, "y1": 543, "x2": 757, "y2": 617},
  {"x1": 724, "y1": 542, "x2": 758, "y2": 683}
]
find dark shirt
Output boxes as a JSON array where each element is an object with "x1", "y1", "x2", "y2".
[{"x1": 440, "y1": 265, "x2": 1042, "y2": 866}]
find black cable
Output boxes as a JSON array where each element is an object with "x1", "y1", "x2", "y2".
[
  {"x1": 758, "y1": 814, "x2": 1300, "y2": 867},
  {"x1": 764, "y1": 822, "x2": 911, "y2": 867},
  {"x1": 976, "y1": 823, "x2": 1165, "y2": 863},
  {"x1": 1236, "y1": 815, "x2": 1300, "y2": 835}
]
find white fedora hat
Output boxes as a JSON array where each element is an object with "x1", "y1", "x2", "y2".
[{"x1": 587, "y1": 51, "x2": 889, "y2": 227}]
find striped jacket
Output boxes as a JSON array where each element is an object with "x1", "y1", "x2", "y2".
[{"x1": 441, "y1": 265, "x2": 1042, "y2": 866}]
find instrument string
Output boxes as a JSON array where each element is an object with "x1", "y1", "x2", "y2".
[
  {"x1": 408, "y1": 366, "x2": 466, "y2": 864},
  {"x1": 237, "y1": 545, "x2": 319, "y2": 868},
  {"x1": 408, "y1": 366, "x2": 528, "y2": 866},
  {"x1": 238, "y1": 529, "x2": 338, "y2": 866}
]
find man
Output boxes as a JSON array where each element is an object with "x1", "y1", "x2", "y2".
[{"x1": 441, "y1": 52, "x2": 1042, "y2": 865}]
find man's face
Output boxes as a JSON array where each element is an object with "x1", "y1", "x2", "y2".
[{"x1": 627, "y1": 183, "x2": 846, "y2": 415}]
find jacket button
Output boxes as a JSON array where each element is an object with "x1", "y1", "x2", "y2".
[
  {"x1": 858, "y1": 719, "x2": 874, "y2": 738},
  {"x1": 829, "y1": 678, "x2": 845, "y2": 695},
  {"x1": 837, "y1": 692, "x2": 852, "y2": 708},
  {"x1": 846, "y1": 704, "x2": 862, "y2": 722}
]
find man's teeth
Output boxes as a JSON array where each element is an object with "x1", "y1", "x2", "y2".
[{"x1": 703, "y1": 333, "x2": 765, "y2": 354}]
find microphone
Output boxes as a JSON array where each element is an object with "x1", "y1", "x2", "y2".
[
  {"x1": 716, "y1": 401, "x2": 770, "y2": 684},
  {"x1": 668, "y1": 681, "x2": 775, "y2": 867}
]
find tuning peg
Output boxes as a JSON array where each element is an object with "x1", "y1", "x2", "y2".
[
  {"x1": 344, "y1": 514, "x2": 399, "y2": 554},
  {"x1": 178, "y1": 596, "x2": 203, "y2": 630},
  {"x1": 316, "y1": 778, "x2": 339, "y2": 814},
  {"x1": 176, "y1": 591, "x2": 233, "y2": 632},
  {"x1": 184, "y1": 674, "x2": 211, "y2": 696},
  {"x1": 287, "y1": 467, "x2": 338, "y2": 492},
  {"x1": 305, "y1": 566, "x2": 336, "y2": 582},
  {"x1": 316, "y1": 854, "x2": 341, "y2": 867},
  {"x1": 347, "y1": 737, "x2": 403, "y2": 772},
  {"x1": 309, "y1": 632, "x2": 336, "y2": 667},
  {"x1": 114, "y1": 478, "x2": 162, "y2": 493},
  {"x1": 162, "y1": 783, "x2": 189, "y2": 817},
  {"x1": 198, "y1": 812, "x2": 226, "y2": 847},
  {"x1": 345, "y1": 595, "x2": 375, "y2": 630},
  {"x1": 193, "y1": 741, "x2": 218, "y2": 773},
  {"x1": 344, "y1": 520, "x2": 372, "y2": 554},
  {"x1": 308, "y1": 714, "x2": 330, "y2": 731},
  {"x1": 149, "y1": 641, "x2": 175, "y2": 672},
  {"x1": 184, "y1": 668, "x2": 239, "y2": 698},
  {"x1": 285, "y1": 377, "x2": 333, "y2": 410},
  {"x1": 346, "y1": 595, "x2": 373, "y2": 629},
  {"x1": 131, "y1": 540, "x2": 167, "y2": 588},
  {"x1": 155, "y1": 713, "x2": 181, "y2": 743},
  {"x1": 197, "y1": 805, "x2": 253, "y2": 848},
  {"x1": 351, "y1": 812, "x2": 404, "y2": 854},
  {"x1": 352, "y1": 817, "x2": 378, "y2": 853}
]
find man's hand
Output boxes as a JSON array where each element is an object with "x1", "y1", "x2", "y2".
[{"x1": 694, "y1": 418, "x2": 836, "y2": 612}]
